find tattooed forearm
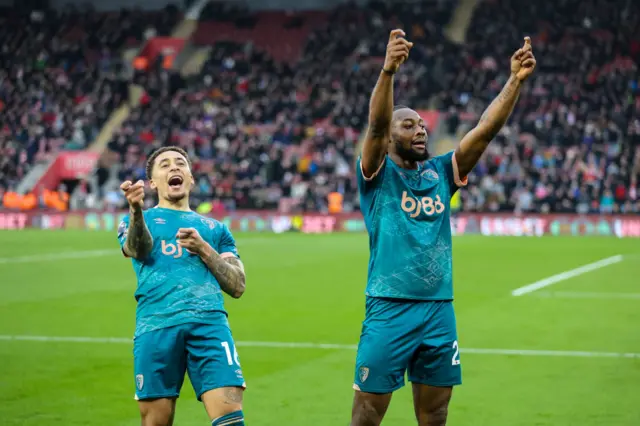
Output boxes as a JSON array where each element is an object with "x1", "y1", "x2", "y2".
[
  {"x1": 199, "y1": 246, "x2": 246, "y2": 298},
  {"x1": 124, "y1": 209, "x2": 153, "y2": 260},
  {"x1": 476, "y1": 74, "x2": 521, "y2": 137},
  {"x1": 455, "y1": 75, "x2": 523, "y2": 178}
]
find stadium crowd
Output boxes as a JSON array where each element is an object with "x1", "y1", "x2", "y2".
[{"x1": 1, "y1": 0, "x2": 639, "y2": 215}]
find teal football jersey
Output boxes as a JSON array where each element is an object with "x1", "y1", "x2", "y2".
[
  {"x1": 117, "y1": 207, "x2": 239, "y2": 338},
  {"x1": 357, "y1": 151, "x2": 467, "y2": 300}
]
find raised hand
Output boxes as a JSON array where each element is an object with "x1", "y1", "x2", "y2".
[
  {"x1": 120, "y1": 180, "x2": 145, "y2": 212},
  {"x1": 511, "y1": 36, "x2": 537, "y2": 82},
  {"x1": 383, "y1": 29, "x2": 414, "y2": 74}
]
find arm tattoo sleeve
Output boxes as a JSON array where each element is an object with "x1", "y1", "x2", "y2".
[
  {"x1": 200, "y1": 247, "x2": 246, "y2": 298},
  {"x1": 124, "y1": 210, "x2": 153, "y2": 260},
  {"x1": 476, "y1": 75, "x2": 521, "y2": 138}
]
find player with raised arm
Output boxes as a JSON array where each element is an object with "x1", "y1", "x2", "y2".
[
  {"x1": 351, "y1": 29, "x2": 536, "y2": 426},
  {"x1": 118, "y1": 146, "x2": 247, "y2": 426}
]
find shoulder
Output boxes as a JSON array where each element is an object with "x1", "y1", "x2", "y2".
[{"x1": 356, "y1": 155, "x2": 388, "y2": 190}]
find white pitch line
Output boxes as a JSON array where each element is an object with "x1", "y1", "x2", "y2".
[
  {"x1": 0, "y1": 249, "x2": 118, "y2": 265},
  {"x1": 0, "y1": 335, "x2": 639, "y2": 359},
  {"x1": 536, "y1": 291, "x2": 640, "y2": 300},
  {"x1": 511, "y1": 255, "x2": 624, "y2": 297}
]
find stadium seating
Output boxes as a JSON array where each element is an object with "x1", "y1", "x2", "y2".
[{"x1": 1, "y1": 0, "x2": 638, "y2": 214}]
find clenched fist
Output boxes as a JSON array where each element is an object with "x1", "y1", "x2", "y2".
[
  {"x1": 120, "y1": 180, "x2": 145, "y2": 212},
  {"x1": 383, "y1": 29, "x2": 414, "y2": 74},
  {"x1": 511, "y1": 37, "x2": 537, "y2": 82}
]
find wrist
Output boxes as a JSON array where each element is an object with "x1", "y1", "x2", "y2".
[
  {"x1": 382, "y1": 67, "x2": 396, "y2": 75},
  {"x1": 509, "y1": 72, "x2": 524, "y2": 84},
  {"x1": 198, "y1": 243, "x2": 214, "y2": 259}
]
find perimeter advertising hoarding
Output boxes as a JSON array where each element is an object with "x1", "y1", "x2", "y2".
[{"x1": 1, "y1": 211, "x2": 639, "y2": 238}]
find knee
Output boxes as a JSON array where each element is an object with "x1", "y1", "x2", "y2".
[
  {"x1": 140, "y1": 404, "x2": 174, "y2": 426},
  {"x1": 417, "y1": 403, "x2": 449, "y2": 426},
  {"x1": 352, "y1": 398, "x2": 384, "y2": 426}
]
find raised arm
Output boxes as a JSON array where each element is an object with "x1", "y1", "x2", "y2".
[
  {"x1": 177, "y1": 228, "x2": 246, "y2": 299},
  {"x1": 361, "y1": 29, "x2": 413, "y2": 178},
  {"x1": 120, "y1": 180, "x2": 153, "y2": 260},
  {"x1": 455, "y1": 37, "x2": 537, "y2": 179}
]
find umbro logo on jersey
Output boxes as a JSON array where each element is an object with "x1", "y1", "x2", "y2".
[{"x1": 154, "y1": 218, "x2": 166, "y2": 224}]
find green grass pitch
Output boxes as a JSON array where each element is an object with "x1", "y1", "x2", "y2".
[{"x1": 1, "y1": 230, "x2": 639, "y2": 425}]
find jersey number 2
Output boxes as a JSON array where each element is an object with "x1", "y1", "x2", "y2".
[
  {"x1": 221, "y1": 341, "x2": 240, "y2": 366},
  {"x1": 452, "y1": 340, "x2": 461, "y2": 366}
]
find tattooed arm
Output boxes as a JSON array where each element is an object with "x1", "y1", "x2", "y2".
[
  {"x1": 120, "y1": 180, "x2": 153, "y2": 260},
  {"x1": 123, "y1": 209, "x2": 154, "y2": 260},
  {"x1": 199, "y1": 245, "x2": 246, "y2": 299},
  {"x1": 176, "y1": 227, "x2": 246, "y2": 298},
  {"x1": 455, "y1": 37, "x2": 537, "y2": 179}
]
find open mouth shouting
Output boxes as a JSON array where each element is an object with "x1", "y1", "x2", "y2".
[{"x1": 168, "y1": 175, "x2": 184, "y2": 190}]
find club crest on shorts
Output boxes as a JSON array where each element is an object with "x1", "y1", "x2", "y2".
[
  {"x1": 359, "y1": 366, "x2": 369, "y2": 382},
  {"x1": 136, "y1": 374, "x2": 144, "y2": 391}
]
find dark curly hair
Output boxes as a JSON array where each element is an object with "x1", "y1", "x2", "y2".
[{"x1": 145, "y1": 146, "x2": 192, "y2": 180}]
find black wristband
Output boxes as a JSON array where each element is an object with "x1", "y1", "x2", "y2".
[{"x1": 382, "y1": 68, "x2": 395, "y2": 75}]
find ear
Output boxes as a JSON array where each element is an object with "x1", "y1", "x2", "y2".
[
  {"x1": 149, "y1": 179, "x2": 157, "y2": 190},
  {"x1": 189, "y1": 173, "x2": 195, "y2": 189}
]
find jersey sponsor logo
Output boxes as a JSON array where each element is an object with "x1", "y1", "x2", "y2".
[
  {"x1": 161, "y1": 240, "x2": 183, "y2": 258},
  {"x1": 358, "y1": 366, "x2": 369, "y2": 382},
  {"x1": 136, "y1": 374, "x2": 144, "y2": 391},
  {"x1": 401, "y1": 191, "x2": 445, "y2": 218}
]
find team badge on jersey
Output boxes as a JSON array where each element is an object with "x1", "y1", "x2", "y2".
[
  {"x1": 200, "y1": 218, "x2": 216, "y2": 230},
  {"x1": 421, "y1": 169, "x2": 439, "y2": 181},
  {"x1": 117, "y1": 221, "x2": 128, "y2": 239},
  {"x1": 136, "y1": 374, "x2": 144, "y2": 390},
  {"x1": 359, "y1": 366, "x2": 369, "y2": 382}
]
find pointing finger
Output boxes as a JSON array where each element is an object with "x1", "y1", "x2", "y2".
[{"x1": 120, "y1": 181, "x2": 132, "y2": 191}]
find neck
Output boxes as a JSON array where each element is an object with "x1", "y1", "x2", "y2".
[
  {"x1": 157, "y1": 197, "x2": 191, "y2": 211},
  {"x1": 389, "y1": 152, "x2": 419, "y2": 170}
]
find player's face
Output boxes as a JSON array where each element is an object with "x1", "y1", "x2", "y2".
[
  {"x1": 390, "y1": 108, "x2": 429, "y2": 162},
  {"x1": 149, "y1": 151, "x2": 194, "y2": 202}
]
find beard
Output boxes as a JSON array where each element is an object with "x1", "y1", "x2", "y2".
[{"x1": 394, "y1": 140, "x2": 430, "y2": 162}]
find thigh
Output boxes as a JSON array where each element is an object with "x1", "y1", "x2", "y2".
[
  {"x1": 353, "y1": 297, "x2": 423, "y2": 394},
  {"x1": 185, "y1": 320, "x2": 246, "y2": 402},
  {"x1": 408, "y1": 302, "x2": 462, "y2": 388},
  {"x1": 133, "y1": 326, "x2": 188, "y2": 401}
]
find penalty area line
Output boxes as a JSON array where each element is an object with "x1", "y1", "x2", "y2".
[
  {"x1": 511, "y1": 255, "x2": 624, "y2": 297},
  {"x1": 0, "y1": 335, "x2": 639, "y2": 359}
]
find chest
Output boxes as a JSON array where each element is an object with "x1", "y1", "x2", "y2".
[
  {"x1": 147, "y1": 216, "x2": 218, "y2": 258},
  {"x1": 382, "y1": 167, "x2": 450, "y2": 221}
]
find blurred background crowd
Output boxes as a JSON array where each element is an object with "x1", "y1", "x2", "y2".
[{"x1": 1, "y1": 0, "x2": 639, "y2": 216}]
